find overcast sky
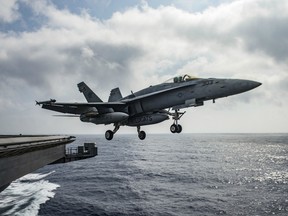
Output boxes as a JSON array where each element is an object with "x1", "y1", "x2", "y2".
[{"x1": 0, "y1": 0, "x2": 287, "y2": 135}]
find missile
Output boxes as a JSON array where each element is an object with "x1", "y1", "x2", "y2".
[{"x1": 35, "y1": 99, "x2": 56, "y2": 105}]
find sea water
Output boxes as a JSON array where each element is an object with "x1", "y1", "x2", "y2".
[{"x1": 0, "y1": 134, "x2": 287, "y2": 216}]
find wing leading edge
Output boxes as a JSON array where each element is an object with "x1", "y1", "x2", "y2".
[{"x1": 37, "y1": 100, "x2": 126, "y2": 115}]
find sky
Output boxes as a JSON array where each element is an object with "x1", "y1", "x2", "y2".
[{"x1": 0, "y1": 0, "x2": 287, "y2": 135}]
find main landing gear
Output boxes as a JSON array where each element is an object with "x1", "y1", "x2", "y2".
[
  {"x1": 170, "y1": 109, "x2": 185, "y2": 134},
  {"x1": 105, "y1": 124, "x2": 146, "y2": 141},
  {"x1": 105, "y1": 124, "x2": 120, "y2": 140},
  {"x1": 137, "y1": 126, "x2": 146, "y2": 140}
]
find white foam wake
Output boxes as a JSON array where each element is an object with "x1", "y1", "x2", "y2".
[{"x1": 0, "y1": 171, "x2": 59, "y2": 216}]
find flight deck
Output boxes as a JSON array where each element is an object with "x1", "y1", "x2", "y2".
[{"x1": 0, "y1": 135, "x2": 97, "y2": 193}]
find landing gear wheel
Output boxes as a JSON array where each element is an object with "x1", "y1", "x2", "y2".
[
  {"x1": 170, "y1": 124, "x2": 178, "y2": 133},
  {"x1": 170, "y1": 124, "x2": 182, "y2": 133},
  {"x1": 138, "y1": 131, "x2": 146, "y2": 140},
  {"x1": 136, "y1": 126, "x2": 146, "y2": 140},
  {"x1": 105, "y1": 130, "x2": 114, "y2": 140},
  {"x1": 176, "y1": 124, "x2": 182, "y2": 133}
]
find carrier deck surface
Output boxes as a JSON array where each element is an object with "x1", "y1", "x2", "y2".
[{"x1": 0, "y1": 135, "x2": 75, "y2": 192}]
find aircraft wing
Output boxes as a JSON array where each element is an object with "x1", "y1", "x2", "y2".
[
  {"x1": 37, "y1": 100, "x2": 126, "y2": 115},
  {"x1": 37, "y1": 83, "x2": 196, "y2": 114},
  {"x1": 41, "y1": 103, "x2": 85, "y2": 114}
]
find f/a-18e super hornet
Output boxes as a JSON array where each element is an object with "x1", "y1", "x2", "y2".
[{"x1": 37, "y1": 74, "x2": 261, "y2": 140}]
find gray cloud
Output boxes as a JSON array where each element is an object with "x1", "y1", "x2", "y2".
[
  {"x1": 62, "y1": 42, "x2": 144, "y2": 90},
  {"x1": 237, "y1": 16, "x2": 288, "y2": 62},
  {"x1": 0, "y1": 31, "x2": 143, "y2": 99},
  {"x1": 0, "y1": 0, "x2": 19, "y2": 23}
]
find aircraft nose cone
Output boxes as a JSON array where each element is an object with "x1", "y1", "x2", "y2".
[
  {"x1": 228, "y1": 79, "x2": 262, "y2": 94},
  {"x1": 247, "y1": 80, "x2": 262, "y2": 90},
  {"x1": 255, "y1": 81, "x2": 262, "y2": 87}
]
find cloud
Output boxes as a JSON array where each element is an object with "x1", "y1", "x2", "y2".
[
  {"x1": 0, "y1": 0, "x2": 287, "y2": 133},
  {"x1": 0, "y1": 0, "x2": 19, "y2": 23},
  {"x1": 233, "y1": 1, "x2": 288, "y2": 62},
  {"x1": 237, "y1": 16, "x2": 288, "y2": 62}
]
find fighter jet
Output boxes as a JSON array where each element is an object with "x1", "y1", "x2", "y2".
[{"x1": 36, "y1": 74, "x2": 261, "y2": 140}]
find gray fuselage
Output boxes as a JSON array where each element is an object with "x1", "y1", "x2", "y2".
[{"x1": 122, "y1": 78, "x2": 261, "y2": 116}]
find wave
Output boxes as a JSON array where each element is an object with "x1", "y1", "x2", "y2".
[
  {"x1": 253, "y1": 171, "x2": 288, "y2": 184},
  {"x1": 0, "y1": 171, "x2": 59, "y2": 216}
]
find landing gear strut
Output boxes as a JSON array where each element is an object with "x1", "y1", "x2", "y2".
[
  {"x1": 105, "y1": 124, "x2": 120, "y2": 140},
  {"x1": 170, "y1": 109, "x2": 185, "y2": 134},
  {"x1": 137, "y1": 126, "x2": 146, "y2": 140}
]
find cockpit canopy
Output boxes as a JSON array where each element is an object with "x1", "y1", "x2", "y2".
[{"x1": 164, "y1": 74, "x2": 199, "y2": 83}]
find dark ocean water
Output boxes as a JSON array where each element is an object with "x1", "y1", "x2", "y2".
[{"x1": 0, "y1": 134, "x2": 288, "y2": 216}]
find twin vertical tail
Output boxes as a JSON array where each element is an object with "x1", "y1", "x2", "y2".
[
  {"x1": 77, "y1": 82, "x2": 103, "y2": 102},
  {"x1": 78, "y1": 82, "x2": 124, "y2": 113},
  {"x1": 78, "y1": 81, "x2": 123, "y2": 103},
  {"x1": 109, "y1": 88, "x2": 123, "y2": 102}
]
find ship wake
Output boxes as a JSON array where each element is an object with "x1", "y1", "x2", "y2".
[{"x1": 0, "y1": 171, "x2": 59, "y2": 216}]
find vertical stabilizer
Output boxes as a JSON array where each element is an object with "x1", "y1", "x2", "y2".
[
  {"x1": 109, "y1": 88, "x2": 123, "y2": 102},
  {"x1": 78, "y1": 82, "x2": 103, "y2": 102}
]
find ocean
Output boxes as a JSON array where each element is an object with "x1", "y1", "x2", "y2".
[{"x1": 0, "y1": 134, "x2": 287, "y2": 216}]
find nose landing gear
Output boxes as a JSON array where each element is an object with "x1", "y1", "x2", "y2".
[
  {"x1": 170, "y1": 124, "x2": 182, "y2": 133},
  {"x1": 170, "y1": 109, "x2": 185, "y2": 134}
]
